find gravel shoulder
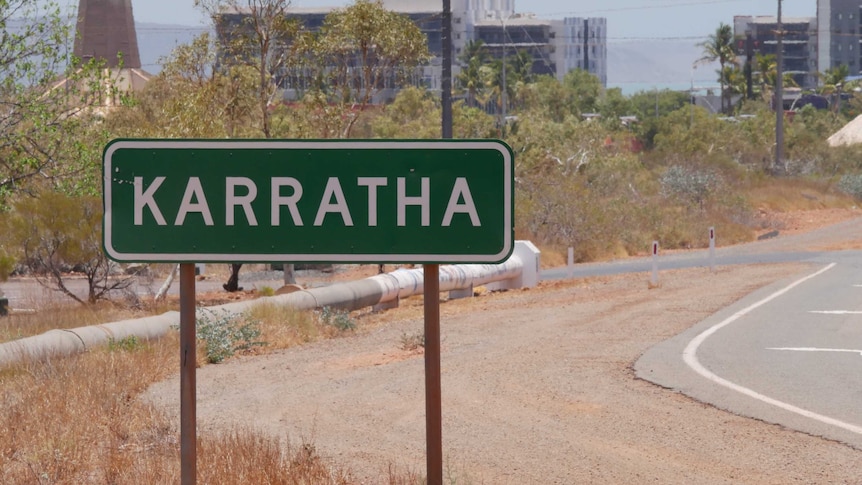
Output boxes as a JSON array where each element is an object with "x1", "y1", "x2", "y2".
[{"x1": 143, "y1": 212, "x2": 862, "y2": 484}]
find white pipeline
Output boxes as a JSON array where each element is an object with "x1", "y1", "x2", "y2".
[{"x1": 0, "y1": 242, "x2": 538, "y2": 367}]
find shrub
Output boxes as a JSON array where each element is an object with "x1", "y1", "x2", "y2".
[
  {"x1": 107, "y1": 335, "x2": 144, "y2": 352},
  {"x1": 316, "y1": 306, "x2": 356, "y2": 331},
  {"x1": 195, "y1": 309, "x2": 265, "y2": 364},
  {"x1": 660, "y1": 165, "x2": 724, "y2": 211},
  {"x1": 838, "y1": 173, "x2": 862, "y2": 200},
  {"x1": 399, "y1": 331, "x2": 425, "y2": 351},
  {"x1": 1, "y1": 191, "x2": 135, "y2": 304},
  {"x1": 0, "y1": 250, "x2": 13, "y2": 282}
]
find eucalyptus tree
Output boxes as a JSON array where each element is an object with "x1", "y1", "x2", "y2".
[
  {"x1": 107, "y1": 33, "x2": 258, "y2": 139},
  {"x1": 194, "y1": 0, "x2": 301, "y2": 288},
  {"x1": 698, "y1": 23, "x2": 737, "y2": 114},
  {"x1": 304, "y1": 0, "x2": 429, "y2": 137},
  {"x1": 196, "y1": 0, "x2": 299, "y2": 139},
  {"x1": 562, "y1": 68, "x2": 602, "y2": 116},
  {"x1": 0, "y1": 0, "x2": 106, "y2": 204}
]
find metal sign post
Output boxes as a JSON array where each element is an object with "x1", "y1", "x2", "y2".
[
  {"x1": 179, "y1": 264, "x2": 197, "y2": 485},
  {"x1": 423, "y1": 264, "x2": 442, "y2": 484}
]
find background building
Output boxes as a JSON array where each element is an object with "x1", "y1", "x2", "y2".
[
  {"x1": 733, "y1": 15, "x2": 818, "y2": 89},
  {"x1": 817, "y1": 0, "x2": 862, "y2": 75},
  {"x1": 218, "y1": 0, "x2": 607, "y2": 102}
]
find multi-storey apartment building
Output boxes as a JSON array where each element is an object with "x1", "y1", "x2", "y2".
[
  {"x1": 733, "y1": 15, "x2": 818, "y2": 89},
  {"x1": 552, "y1": 17, "x2": 608, "y2": 86},
  {"x1": 817, "y1": 0, "x2": 862, "y2": 75},
  {"x1": 216, "y1": 0, "x2": 607, "y2": 100},
  {"x1": 472, "y1": 14, "x2": 607, "y2": 85}
]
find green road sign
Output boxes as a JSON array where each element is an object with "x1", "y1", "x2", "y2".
[{"x1": 103, "y1": 139, "x2": 514, "y2": 264}]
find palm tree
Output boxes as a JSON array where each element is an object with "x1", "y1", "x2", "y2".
[
  {"x1": 820, "y1": 64, "x2": 850, "y2": 113},
  {"x1": 456, "y1": 40, "x2": 489, "y2": 106},
  {"x1": 698, "y1": 23, "x2": 737, "y2": 114},
  {"x1": 754, "y1": 53, "x2": 798, "y2": 103},
  {"x1": 755, "y1": 53, "x2": 777, "y2": 98}
]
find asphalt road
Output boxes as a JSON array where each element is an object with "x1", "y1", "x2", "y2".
[{"x1": 636, "y1": 250, "x2": 862, "y2": 448}]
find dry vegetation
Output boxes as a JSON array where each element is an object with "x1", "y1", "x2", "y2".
[
  {"x1": 0, "y1": 299, "x2": 424, "y2": 483},
  {"x1": 1, "y1": 199, "x2": 861, "y2": 482}
]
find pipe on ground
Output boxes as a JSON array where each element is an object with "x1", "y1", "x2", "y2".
[{"x1": 0, "y1": 255, "x2": 526, "y2": 367}]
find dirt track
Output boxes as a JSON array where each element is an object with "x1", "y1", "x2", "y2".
[{"x1": 144, "y1": 212, "x2": 862, "y2": 484}]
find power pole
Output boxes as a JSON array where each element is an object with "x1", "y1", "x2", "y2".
[
  {"x1": 441, "y1": 0, "x2": 452, "y2": 139},
  {"x1": 501, "y1": 17, "x2": 507, "y2": 136},
  {"x1": 774, "y1": 0, "x2": 784, "y2": 175},
  {"x1": 745, "y1": 31, "x2": 754, "y2": 100}
]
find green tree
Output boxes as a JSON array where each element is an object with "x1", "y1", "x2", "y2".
[
  {"x1": 597, "y1": 87, "x2": 633, "y2": 127},
  {"x1": 198, "y1": 0, "x2": 298, "y2": 139},
  {"x1": 307, "y1": 0, "x2": 429, "y2": 136},
  {"x1": 515, "y1": 75, "x2": 575, "y2": 122},
  {"x1": 2, "y1": 192, "x2": 134, "y2": 305},
  {"x1": 698, "y1": 23, "x2": 737, "y2": 114},
  {"x1": 820, "y1": 64, "x2": 850, "y2": 113},
  {"x1": 107, "y1": 33, "x2": 258, "y2": 139},
  {"x1": 371, "y1": 86, "x2": 440, "y2": 138},
  {"x1": 562, "y1": 69, "x2": 602, "y2": 117},
  {"x1": 0, "y1": 1, "x2": 108, "y2": 205},
  {"x1": 456, "y1": 40, "x2": 490, "y2": 106},
  {"x1": 820, "y1": 64, "x2": 850, "y2": 93},
  {"x1": 196, "y1": 1, "x2": 302, "y2": 289}
]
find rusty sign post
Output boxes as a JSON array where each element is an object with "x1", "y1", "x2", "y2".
[
  {"x1": 424, "y1": 263, "x2": 442, "y2": 484},
  {"x1": 179, "y1": 264, "x2": 197, "y2": 485}
]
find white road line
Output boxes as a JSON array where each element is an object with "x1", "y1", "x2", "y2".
[
  {"x1": 808, "y1": 310, "x2": 862, "y2": 314},
  {"x1": 768, "y1": 347, "x2": 862, "y2": 356},
  {"x1": 682, "y1": 263, "x2": 862, "y2": 436}
]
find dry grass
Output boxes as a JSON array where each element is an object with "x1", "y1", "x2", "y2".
[
  {"x1": 0, "y1": 301, "x2": 170, "y2": 343},
  {"x1": 0, "y1": 300, "x2": 425, "y2": 483},
  {"x1": 745, "y1": 177, "x2": 857, "y2": 212},
  {"x1": 0, "y1": 333, "x2": 178, "y2": 483},
  {"x1": 248, "y1": 302, "x2": 359, "y2": 350}
]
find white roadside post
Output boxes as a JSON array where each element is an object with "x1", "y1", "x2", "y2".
[
  {"x1": 651, "y1": 241, "x2": 659, "y2": 286},
  {"x1": 708, "y1": 226, "x2": 715, "y2": 273},
  {"x1": 567, "y1": 247, "x2": 574, "y2": 279}
]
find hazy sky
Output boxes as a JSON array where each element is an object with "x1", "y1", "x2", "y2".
[{"x1": 117, "y1": 0, "x2": 815, "y2": 40}]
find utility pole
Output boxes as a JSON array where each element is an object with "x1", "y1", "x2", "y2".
[
  {"x1": 745, "y1": 31, "x2": 754, "y2": 100},
  {"x1": 774, "y1": 0, "x2": 784, "y2": 175},
  {"x1": 500, "y1": 16, "x2": 508, "y2": 136},
  {"x1": 441, "y1": 0, "x2": 452, "y2": 139}
]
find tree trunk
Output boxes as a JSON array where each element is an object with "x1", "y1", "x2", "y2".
[
  {"x1": 154, "y1": 264, "x2": 179, "y2": 301},
  {"x1": 283, "y1": 263, "x2": 296, "y2": 285},
  {"x1": 223, "y1": 263, "x2": 243, "y2": 292}
]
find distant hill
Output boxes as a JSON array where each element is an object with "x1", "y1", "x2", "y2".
[
  {"x1": 136, "y1": 23, "x2": 209, "y2": 73},
  {"x1": 608, "y1": 39, "x2": 720, "y2": 90}
]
